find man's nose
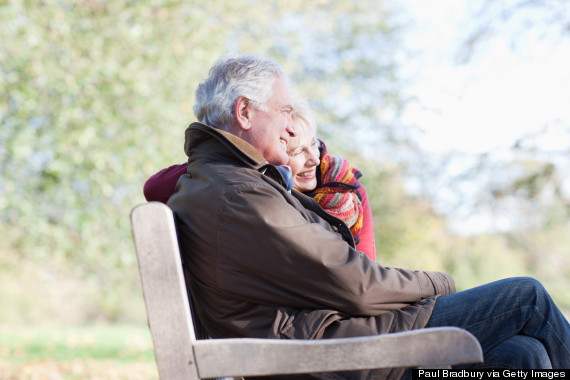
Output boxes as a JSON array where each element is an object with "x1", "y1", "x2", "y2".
[{"x1": 286, "y1": 119, "x2": 297, "y2": 137}]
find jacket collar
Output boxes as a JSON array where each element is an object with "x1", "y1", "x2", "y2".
[
  {"x1": 184, "y1": 122, "x2": 288, "y2": 187},
  {"x1": 184, "y1": 122, "x2": 267, "y2": 169}
]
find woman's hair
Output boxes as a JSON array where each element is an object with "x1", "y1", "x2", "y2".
[
  {"x1": 194, "y1": 54, "x2": 288, "y2": 131},
  {"x1": 288, "y1": 94, "x2": 317, "y2": 150}
]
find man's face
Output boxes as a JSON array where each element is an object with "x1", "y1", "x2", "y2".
[{"x1": 246, "y1": 77, "x2": 297, "y2": 166}]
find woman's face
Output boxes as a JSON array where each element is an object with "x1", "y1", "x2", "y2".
[{"x1": 287, "y1": 121, "x2": 320, "y2": 192}]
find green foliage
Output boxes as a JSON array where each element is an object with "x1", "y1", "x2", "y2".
[
  {"x1": 0, "y1": 1, "x2": 402, "y2": 323},
  {"x1": 0, "y1": 0, "x2": 232, "y2": 322},
  {"x1": 358, "y1": 158, "x2": 569, "y2": 316},
  {"x1": 1, "y1": 0, "x2": 568, "y2": 327},
  {"x1": 1, "y1": 324, "x2": 153, "y2": 363},
  {"x1": 0, "y1": 325, "x2": 156, "y2": 379}
]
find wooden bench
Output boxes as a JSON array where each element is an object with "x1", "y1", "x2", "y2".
[{"x1": 130, "y1": 202, "x2": 483, "y2": 379}]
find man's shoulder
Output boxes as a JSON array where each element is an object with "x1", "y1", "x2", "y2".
[
  {"x1": 167, "y1": 164, "x2": 304, "y2": 244},
  {"x1": 171, "y1": 164, "x2": 285, "y2": 207}
]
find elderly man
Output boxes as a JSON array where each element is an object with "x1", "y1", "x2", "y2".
[{"x1": 167, "y1": 54, "x2": 569, "y2": 379}]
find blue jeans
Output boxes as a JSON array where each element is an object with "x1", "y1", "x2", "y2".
[{"x1": 425, "y1": 277, "x2": 569, "y2": 368}]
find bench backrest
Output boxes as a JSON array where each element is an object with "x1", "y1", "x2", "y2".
[{"x1": 131, "y1": 202, "x2": 201, "y2": 379}]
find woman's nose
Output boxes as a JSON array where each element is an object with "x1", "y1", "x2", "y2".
[{"x1": 307, "y1": 150, "x2": 320, "y2": 165}]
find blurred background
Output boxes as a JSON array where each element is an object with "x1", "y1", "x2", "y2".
[{"x1": 1, "y1": 0, "x2": 569, "y2": 378}]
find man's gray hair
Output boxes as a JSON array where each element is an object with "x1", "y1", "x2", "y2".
[{"x1": 194, "y1": 54, "x2": 288, "y2": 131}]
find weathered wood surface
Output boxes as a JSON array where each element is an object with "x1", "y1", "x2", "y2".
[
  {"x1": 131, "y1": 202, "x2": 199, "y2": 380},
  {"x1": 130, "y1": 202, "x2": 483, "y2": 380},
  {"x1": 194, "y1": 327, "x2": 482, "y2": 378}
]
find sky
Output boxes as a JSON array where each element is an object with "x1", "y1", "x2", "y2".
[
  {"x1": 394, "y1": 0, "x2": 570, "y2": 233},
  {"x1": 398, "y1": 0, "x2": 570, "y2": 154}
]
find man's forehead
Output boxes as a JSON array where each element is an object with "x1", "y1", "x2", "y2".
[{"x1": 271, "y1": 76, "x2": 294, "y2": 106}]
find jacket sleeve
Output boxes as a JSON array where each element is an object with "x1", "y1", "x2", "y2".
[{"x1": 214, "y1": 182, "x2": 455, "y2": 317}]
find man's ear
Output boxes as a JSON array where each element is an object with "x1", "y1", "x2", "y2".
[{"x1": 234, "y1": 96, "x2": 252, "y2": 130}]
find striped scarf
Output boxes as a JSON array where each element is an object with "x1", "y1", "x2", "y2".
[{"x1": 308, "y1": 141, "x2": 364, "y2": 244}]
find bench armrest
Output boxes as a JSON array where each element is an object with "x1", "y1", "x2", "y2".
[{"x1": 193, "y1": 327, "x2": 482, "y2": 378}]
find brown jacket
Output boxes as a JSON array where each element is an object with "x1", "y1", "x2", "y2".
[{"x1": 168, "y1": 123, "x2": 456, "y2": 379}]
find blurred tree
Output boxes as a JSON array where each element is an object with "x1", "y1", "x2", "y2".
[
  {"x1": 406, "y1": 0, "x2": 570, "y2": 233},
  {"x1": 357, "y1": 160, "x2": 535, "y2": 295},
  {"x1": 457, "y1": 0, "x2": 570, "y2": 63},
  {"x1": 0, "y1": 0, "x2": 404, "y2": 323},
  {"x1": 1, "y1": 0, "x2": 568, "y2": 326},
  {"x1": 0, "y1": 0, "x2": 228, "y2": 322},
  {"x1": 460, "y1": 0, "x2": 570, "y2": 222}
]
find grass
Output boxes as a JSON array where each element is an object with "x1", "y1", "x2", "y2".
[{"x1": 0, "y1": 324, "x2": 158, "y2": 380}]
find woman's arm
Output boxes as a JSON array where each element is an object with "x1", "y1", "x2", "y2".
[
  {"x1": 143, "y1": 163, "x2": 188, "y2": 203},
  {"x1": 355, "y1": 185, "x2": 377, "y2": 261}
]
